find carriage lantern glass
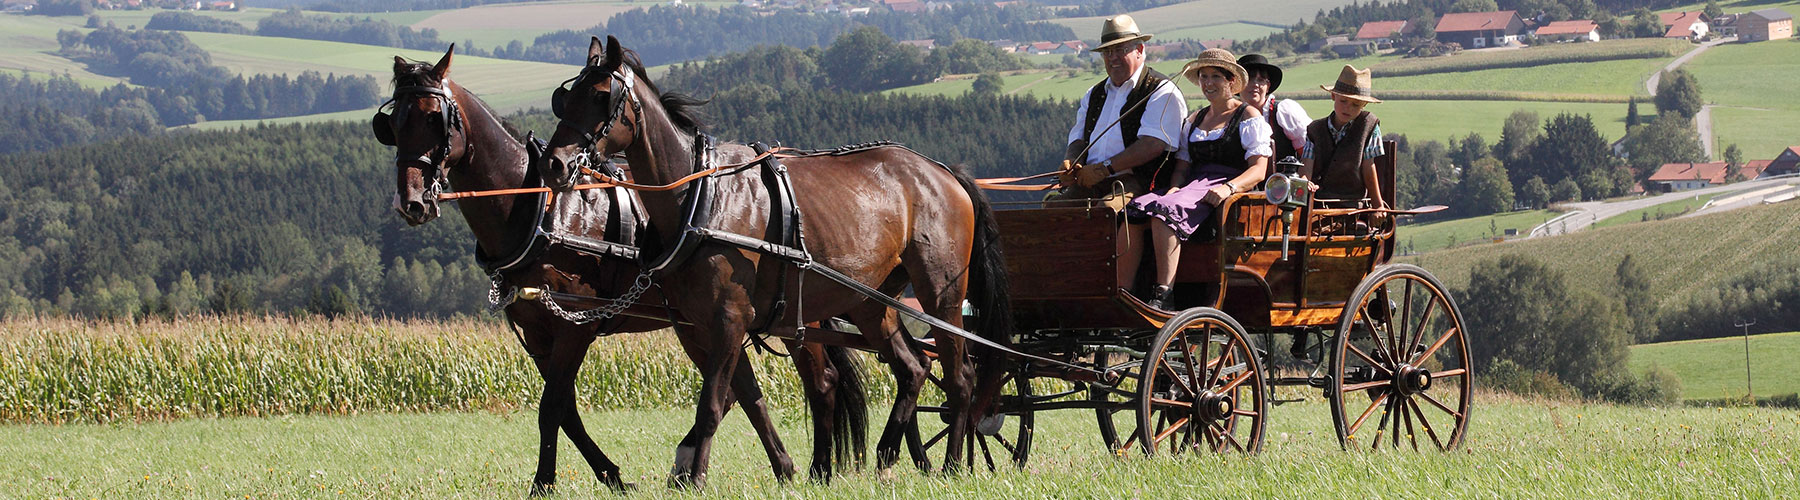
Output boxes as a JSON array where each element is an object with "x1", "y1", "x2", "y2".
[{"x1": 1264, "y1": 156, "x2": 1310, "y2": 211}]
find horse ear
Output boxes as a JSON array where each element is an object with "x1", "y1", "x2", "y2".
[
  {"x1": 432, "y1": 44, "x2": 454, "y2": 80},
  {"x1": 392, "y1": 56, "x2": 407, "y2": 71},
  {"x1": 605, "y1": 35, "x2": 624, "y2": 70},
  {"x1": 587, "y1": 36, "x2": 604, "y2": 66}
]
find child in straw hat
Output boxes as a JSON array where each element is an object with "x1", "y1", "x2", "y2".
[{"x1": 1303, "y1": 64, "x2": 1387, "y2": 209}]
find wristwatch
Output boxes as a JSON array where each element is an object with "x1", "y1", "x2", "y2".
[{"x1": 1102, "y1": 159, "x2": 1114, "y2": 173}]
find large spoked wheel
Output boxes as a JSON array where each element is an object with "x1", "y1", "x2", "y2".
[
  {"x1": 1091, "y1": 348, "x2": 1141, "y2": 455},
  {"x1": 1134, "y1": 308, "x2": 1268, "y2": 456},
  {"x1": 1330, "y1": 264, "x2": 1473, "y2": 451},
  {"x1": 916, "y1": 361, "x2": 1035, "y2": 470}
]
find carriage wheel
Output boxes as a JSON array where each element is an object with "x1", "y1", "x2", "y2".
[
  {"x1": 1091, "y1": 348, "x2": 1142, "y2": 455},
  {"x1": 1134, "y1": 308, "x2": 1268, "y2": 456},
  {"x1": 916, "y1": 362, "x2": 1034, "y2": 470},
  {"x1": 1330, "y1": 264, "x2": 1473, "y2": 451}
]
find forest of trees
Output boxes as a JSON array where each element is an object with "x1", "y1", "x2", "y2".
[
  {"x1": 662, "y1": 26, "x2": 1031, "y2": 96},
  {"x1": 254, "y1": 8, "x2": 466, "y2": 54},
  {"x1": 55, "y1": 26, "x2": 380, "y2": 123},
  {"x1": 143, "y1": 11, "x2": 252, "y2": 35}
]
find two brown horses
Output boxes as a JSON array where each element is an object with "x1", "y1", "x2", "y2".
[
  {"x1": 376, "y1": 46, "x2": 866, "y2": 494},
  {"x1": 538, "y1": 36, "x2": 1013, "y2": 487}
]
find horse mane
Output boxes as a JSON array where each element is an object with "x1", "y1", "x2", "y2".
[
  {"x1": 391, "y1": 59, "x2": 441, "y2": 89},
  {"x1": 617, "y1": 47, "x2": 707, "y2": 133}
]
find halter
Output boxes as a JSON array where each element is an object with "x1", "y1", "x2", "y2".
[
  {"x1": 376, "y1": 81, "x2": 466, "y2": 199},
  {"x1": 552, "y1": 67, "x2": 643, "y2": 164}
]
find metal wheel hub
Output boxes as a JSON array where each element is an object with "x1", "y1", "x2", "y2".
[
  {"x1": 1195, "y1": 391, "x2": 1234, "y2": 422},
  {"x1": 1395, "y1": 364, "x2": 1432, "y2": 395}
]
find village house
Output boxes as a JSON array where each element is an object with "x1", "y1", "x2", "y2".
[
  {"x1": 1532, "y1": 19, "x2": 1600, "y2": 42},
  {"x1": 1435, "y1": 10, "x2": 1525, "y2": 48},
  {"x1": 1659, "y1": 11, "x2": 1709, "y2": 40},
  {"x1": 1310, "y1": 35, "x2": 1378, "y2": 57},
  {"x1": 1354, "y1": 20, "x2": 1409, "y2": 47},
  {"x1": 1647, "y1": 161, "x2": 1764, "y2": 191},
  {"x1": 900, "y1": 39, "x2": 935, "y2": 51},
  {"x1": 1738, "y1": 8, "x2": 1793, "y2": 42},
  {"x1": 3, "y1": 0, "x2": 36, "y2": 12},
  {"x1": 1766, "y1": 146, "x2": 1800, "y2": 176}
]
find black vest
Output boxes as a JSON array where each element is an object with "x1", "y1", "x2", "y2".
[
  {"x1": 1306, "y1": 111, "x2": 1380, "y2": 201},
  {"x1": 1187, "y1": 104, "x2": 1252, "y2": 171},
  {"x1": 1083, "y1": 68, "x2": 1176, "y2": 182}
]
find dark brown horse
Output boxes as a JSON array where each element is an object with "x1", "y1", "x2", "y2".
[
  {"x1": 375, "y1": 46, "x2": 866, "y2": 494},
  {"x1": 538, "y1": 36, "x2": 1012, "y2": 486}
]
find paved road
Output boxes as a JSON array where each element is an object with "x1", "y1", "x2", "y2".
[
  {"x1": 1527, "y1": 175, "x2": 1800, "y2": 237},
  {"x1": 1644, "y1": 37, "x2": 1731, "y2": 159}
]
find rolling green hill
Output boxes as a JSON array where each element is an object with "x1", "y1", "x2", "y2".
[
  {"x1": 1400, "y1": 202, "x2": 1800, "y2": 312},
  {"x1": 1630, "y1": 331, "x2": 1800, "y2": 401},
  {"x1": 1047, "y1": 0, "x2": 1360, "y2": 42},
  {"x1": 1684, "y1": 40, "x2": 1800, "y2": 159},
  {"x1": 1397, "y1": 209, "x2": 1561, "y2": 255}
]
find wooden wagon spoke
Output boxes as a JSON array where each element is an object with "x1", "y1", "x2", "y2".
[
  {"x1": 1407, "y1": 398, "x2": 1446, "y2": 451},
  {"x1": 1217, "y1": 369, "x2": 1255, "y2": 393},
  {"x1": 1150, "y1": 397, "x2": 1194, "y2": 409},
  {"x1": 923, "y1": 425, "x2": 949, "y2": 449},
  {"x1": 977, "y1": 435, "x2": 996, "y2": 470},
  {"x1": 1231, "y1": 408, "x2": 1260, "y2": 417},
  {"x1": 1398, "y1": 279, "x2": 1415, "y2": 359},
  {"x1": 1209, "y1": 423, "x2": 1246, "y2": 453},
  {"x1": 993, "y1": 434, "x2": 1016, "y2": 455},
  {"x1": 1401, "y1": 398, "x2": 1419, "y2": 451},
  {"x1": 1432, "y1": 368, "x2": 1468, "y2": 379},
  {"x1": 1205, "y1": 337, "x2": 1238, "y2": 391},
  {"x1": 1152, "y1": 416, "x2": 1192, "y2": 445},
  {"x1": 1157, "y1": 360, "x2": 1197, "y2": 396},
  {"x1": 1404, "y1": 298, "x2": 1440, "y2": 365},
  {"x1": 1341, "y1": 378, "x2": 1392, "y2": 394},
  {"x1": 1418, "y1": 391, "x2": 1463, "y2": 419},
  {"x1": 1358, "y1": 302, "x2": 1400, "y2": 364},
  {"x1": 1345, "y1": 343, "x2": 1391, "y2": 375},
  {"x1": 1371, "y1": 396, "x2": 1397, "y2": 451},
  {"x1": 1415, "y1": 326, "x2": 1461, "y2": 364},
  {"x1": 1346, "y1": 392, "x2": 1390, "y2": 437},
  {"x1": 1177, "y1": 330, "x2": 1204, "y2": 394}
]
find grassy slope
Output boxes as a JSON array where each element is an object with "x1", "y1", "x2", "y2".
[
  {"x1": 1590, "y1": 191, "x2": 1721, "y2": 229},
  {"x1": 1159, "y1": 22, "x2": 1284, "y2": 43},
  {"x1": 1397, "y1": 210, "x2": 1560, "y2": 255},
  {"x1": 1660, "y1": 0, "x2": 1800, "y2": 13},
  {"x1": 2, "y1": 396, "x2": 1794, "y2": 498},
  {"x1": 1400, "y1": 201, "x2": 1800, "y2": 311},
  {"x1": 1683, "y1": 40, "x2": 1800, "y2": 159},
  {"x1": 1630, "y1": 331, "x2": 1800, "y2": 400}
]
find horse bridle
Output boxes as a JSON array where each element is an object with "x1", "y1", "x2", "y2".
[
  {"x1": 374, "y1": 81, "x2": 466, "y2": 199},
  {"x1": 552, "y1": 66, "x2": 642, "y2": 162}
]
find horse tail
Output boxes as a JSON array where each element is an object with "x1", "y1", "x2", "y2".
[
  {"x1": 825, "y1": 345, "x2": 868, "y2": 470},
  {"x1": 947, "y1": 165, "x2": 1014, "y2": 361}
]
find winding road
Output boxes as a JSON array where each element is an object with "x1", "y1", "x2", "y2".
[{"x1": 1644, "y1": 37, "x2": 1732, "y2": 158}]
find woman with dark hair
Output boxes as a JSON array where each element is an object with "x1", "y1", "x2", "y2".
[
  {"x1": 1237, "y1": 53, "x2": 1311, "y2": 163},
  {"x1": 1116, "y1": 48, "x2": 1273, "y2": 310}
]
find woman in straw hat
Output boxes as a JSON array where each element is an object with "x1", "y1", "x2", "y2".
[
  {"x1": 1117, "y1": 48, "x2": 1273, "y2": 310},
  {"x1": 1303, "y1": 64, "x2": 1387, "y2": 209}
]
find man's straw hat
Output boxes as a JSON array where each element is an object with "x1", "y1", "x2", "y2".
[
  {"x1": 1179, "y1": 48, "x2": 1248, "y2": 94},
  {"x1": 1322, "y1": 65, "x2": 1382, "y2": 104},
  {"x1": 1091, "y1": 14, "x2": 1153, "y2": 52}
]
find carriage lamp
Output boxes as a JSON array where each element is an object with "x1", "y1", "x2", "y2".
[{"x1": 1263, "y1": 156, "x2": 1310, "y2": 260}]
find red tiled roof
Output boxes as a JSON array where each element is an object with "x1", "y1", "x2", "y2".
[
  {"x1": 1661, "y1": 11, "x2": 1705, "y2": 37},
  {"x1": 1648, "y1": 161, "x2": 1731, "y2": 184},
  {"x1": 1355, "y1": 20, "x2": 1409, "y2": 40},
  {"x1": 1436, "y1": 10, "x2": 1519, "y2": 33},
  {"x1": 1534, "y1": 20, "x2": 1598, "y2": 35},
  {"x1": 1061, "y1": 40, "x2": 1088, "y2": 50},
  {"x1": 1030, "y1": 41, "x2": 1059, "y2": 50}
]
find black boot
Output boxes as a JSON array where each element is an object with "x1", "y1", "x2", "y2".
[{"x1": 1145, "y1": 284, "x2": 1174, "y2": 311}]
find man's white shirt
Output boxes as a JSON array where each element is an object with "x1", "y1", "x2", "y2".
[{"x1": 1066, "y1": 66, "x2": 1188, "y2": 175}]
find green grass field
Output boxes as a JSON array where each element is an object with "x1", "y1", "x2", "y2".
[
  {"x1": 1402, "y1": 202, "x2": 1800, "y2": 312},
  {"x1": 1158, "y1": 22, "x2": 1284, "y2": 43},
  {"x1": 1591, "y1": 192, "x2": 1723, "y2": 229},
  {"x1": 1397, "y1": 210, "x2": 1560, "y2": 255},
  {"x1": 1683, "y1": 40, "x2": 1800, "y2": 158},
  {"x1": 1048, "y1": 0, "x2": 1360, "y2": 42},
  {"x1": 1630, "y1": 331, "x2": 1800, "y2": 401},
  {"x1": 1660, "y1": 0, "x2": 1800, "y2": 14},
  {"x1": 0, "y1": 395, "x2": 1793, "y2": 498}
]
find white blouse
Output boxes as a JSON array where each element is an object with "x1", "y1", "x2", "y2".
[{"x1": 1175, "y1": 112, "x2": 1275, "y2": 161}]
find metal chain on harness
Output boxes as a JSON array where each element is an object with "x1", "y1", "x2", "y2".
[{"x1": 537, "y1": 271, "x2": 655, "y2": 325}]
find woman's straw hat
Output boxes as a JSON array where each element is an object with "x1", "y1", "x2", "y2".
[
  {"x1": 1091, "y1": 14, "x2": 1153, "y2": 52},
  {"x1": 1179, "y1": 48, "x2": 1248, "y2": 94},
  {"x1": 1322, "y1": 65, "x2": 1382, "y2": 103}
]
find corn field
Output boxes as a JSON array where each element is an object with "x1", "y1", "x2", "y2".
[{"x1": 0, "y1": 317, "x2": 889, "y2": 424}]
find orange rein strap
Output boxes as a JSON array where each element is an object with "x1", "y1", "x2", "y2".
[
  {"x1": 435, "y1": 148, "x2": 788, "y2": 201},
  {"x1": 975, "y1": 169, "x2": 1061, "y2": 191}
]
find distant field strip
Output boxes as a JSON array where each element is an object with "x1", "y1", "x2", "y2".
[
  {"x1": 1683, "y1": 41, "x2": 1800, "y2": 158},
  {"x1": 1048, "y1": 0, "x2": 1362, "y2": 42},
  {"x1": 1630, "y1": 331, "x2": 1800, "y2": 401},
  {"x1": 1370, "y1": 38, "x2": 1688, "y2": 77}
]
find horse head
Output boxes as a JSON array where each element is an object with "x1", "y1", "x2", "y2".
[
  {"x1": 540, "y1": 36, "x2": 645, "y2": 191},
  {"x1": 376, "y1": 45, "x2": 469, "y2": 226}
]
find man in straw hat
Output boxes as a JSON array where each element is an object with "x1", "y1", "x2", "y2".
[
  {"x1": 1236, "y1": 53, "x2": 1311, "y2": 163},
  {"x1": 1303, "y1": 64, "x2": 1387, "y2": 209},
  {"x1": 1051, "y1": 14, "x2": 1186, "y2": 208}
]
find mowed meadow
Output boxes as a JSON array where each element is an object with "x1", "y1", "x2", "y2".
[{"x1": 1, "y1": 317, "x2": 1796, "y2": 498}]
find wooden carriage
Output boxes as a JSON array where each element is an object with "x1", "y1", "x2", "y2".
[{"x1": 934, "y1": 143, "x2": 1474, "y2": 465}]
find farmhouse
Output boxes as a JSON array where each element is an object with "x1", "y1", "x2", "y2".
[
  {"x1": 1309, "y1": 35, "x2": 1378, "y2": 57},
  {"x1": 1354, "y1": 20, "x2": 1409, "y2": 47},
  {"x1": 1435, "y1": 10, "x2": 1525, "y2": 48},
  {"x1": 1738, "y1": 8, "x2": 1793, "y2": 42},
  {"x1": 1659, "y1": 11, "x2": 1709, "y2": 40},
  {"x1": 2, "y1": 0, "x2": 35, "y2": 12},
  {"x1": 1765, "y1": 146, "x2": 1800, "y2": 176},
  {"x1": 1647, "y1": 161, "x2": 1765, "y2": 191},
  {"x1": 1533, "y1": 20, "x2": 1600, "y2": 42}
]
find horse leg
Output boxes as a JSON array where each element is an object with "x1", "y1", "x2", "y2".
[
  {"x1": 851, "y1": 306, "x2": 932, "y2": 473},
  {"x1": 904, "y1": 251, "x2": 976, "y2": 474},
  {"x1": 728, "y1": 343, "x2": 797, "y2": 482},
  {"x1": 787, "y1": 340, "x2": 837, "y2": 482},
  {"x1": 668, "y1": 311, "x2": 753, "y2": 489},
  {"x1": 529, "y1": 334, "x2": 602, "y2": 496},
  {"x1": 548, "y1": 341, "x2": 634, "y2": 492}
]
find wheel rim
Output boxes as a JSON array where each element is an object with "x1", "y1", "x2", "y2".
[
  {"x1": 1331, "y1": 267, "x2": 1473, "y2": 451},
  {"x1": 1136, "y1": 309, "x2": 1267, "y2": 456},
  {"x1": 917, "y1": 365, "x2": 1034, "y2": 470}
]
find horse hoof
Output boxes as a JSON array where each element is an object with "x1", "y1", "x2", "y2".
[
  {"x1": 527, "y1": 482, "x2": 555, "y2": 497},
  {"x1": 977, "y1": 413, "x2": 1006, "y2": 436},
  {"x1": 599, "y1": 472, "x2": 636, "y2": 493},
  {"x1": 666, "y1": 472, "x2": 705, "y2": 490}
]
